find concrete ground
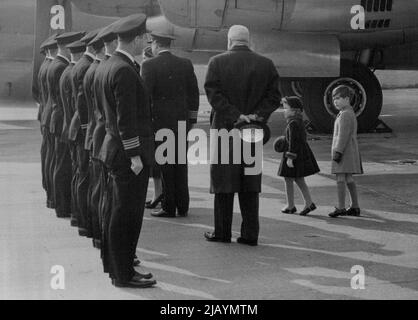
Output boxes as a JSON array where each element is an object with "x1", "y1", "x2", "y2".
[{"x1": 0, "y1": 89, "x2": 418, "y2": 300}]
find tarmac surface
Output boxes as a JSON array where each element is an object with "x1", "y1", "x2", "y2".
[{"x1": 0, "y1": 89, "x2": 418, "y2": 300}]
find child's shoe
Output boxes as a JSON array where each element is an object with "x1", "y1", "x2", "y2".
[
  {"x1": 328, "y1": 208, "x2": 347, "y2": 218},
  {"x1": 346, "y1": 207, "x2": 360, "y2": 216},
  {"x1": 281, "y1": 207, "x2": 297, "y2": 214},
  {"x1": 299, "y1": 203, "x2": 317, "y2": 216}
]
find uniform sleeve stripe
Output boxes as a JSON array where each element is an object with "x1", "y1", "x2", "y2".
[
  {"x1": 123, "y1": 137, "x2": 139, "y2": 144},
  {"x1": 124, "y1": 143, "x2": 140, "y2": 150},
  {"x1": 122, "y1": 137, "x2": 140, "y2": 150},
  {"x1": 81, "y1": 124, "x2": 88, "y2": 129}
]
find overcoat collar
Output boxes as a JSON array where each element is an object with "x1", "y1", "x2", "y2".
[{"x1": 229, "y1": 45, "x2": 251, "y2": 52}]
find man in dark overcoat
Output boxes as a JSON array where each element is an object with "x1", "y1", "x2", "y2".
[
  {"x1": 204, "y1": 25, "x2": 281, "y2": 246},
  {"x1": 142, "y1": 32, "x2": 200, "y2": 218}
]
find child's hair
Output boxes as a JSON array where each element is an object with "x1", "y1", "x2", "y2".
[
  {"x1": 332, "y1": 85, "x2": 355, "y2": 105},
  {"x1": 283, "y1": 96, "x2": 303, "y2": 111}
]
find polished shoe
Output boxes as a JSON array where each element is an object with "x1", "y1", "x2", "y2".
[
  {"x1": 329, "y1": 208, "x2": 347, "y2": 218},
  {"x1": 346, "y1": 207, "x2": 361, "y2": 216},
  {"x1": 56, "y1": 212, "x2": 71, "y2": 218},
  {"x1": 151, "y1": 209, "x2": 175, "y2": 218},
  {"x1": 145, "y1": 194, "x2": 163, "y2": 209},
  {"x1": 93, "y1": 239, "x2": 101, "y2": 250},
  {"x1": 237, "y1": 237, "x2": 258, "y2": 246},
  {"x1": 281, "y1": 207, "x2": 297, "y2": 214},
  {"x1": 204, "y1": 231, "x2": 231, "y2": 243},
  {"x1": 78, "y1": 228, "x2": 92, "y2": 237},
  {"x1": 70, "y1": 218, "x2": 78, "y2": 227},
  {"x1": 299, "y1": 203, "x2": 317, "y2": 216},
  {"x1": 112, "y1": 273, "x2": 156, "y2": 288}
]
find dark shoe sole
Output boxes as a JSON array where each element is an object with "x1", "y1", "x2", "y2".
[
  {"x1": 300, "y1": 203, "x2": 317, "y2": 216},
  {"x1": 112, "y1": 279, "x2": 156, "y2": 288},
  {"x1": 204, "y1": 232, "x2": 231, "y2": 243},
  {"x1": 281, "y1": 207, "x2": 297, "y2": 214},
  {"x1": 237, "y1": 237, "x2": 258, "y2": 246}
]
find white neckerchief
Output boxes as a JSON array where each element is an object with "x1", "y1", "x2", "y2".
[
  {"x1": 116, "y1": 49, "x2": 136, "y2": 64},
  {"x1": 57, "y1": 53, "x2": 70, "y2": 63}
]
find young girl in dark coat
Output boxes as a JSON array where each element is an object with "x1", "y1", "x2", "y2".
[{"x1": 278, "y1": 97, "x2": 320, "y2": 216}]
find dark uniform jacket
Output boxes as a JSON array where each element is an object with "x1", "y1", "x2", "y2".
[
  {"x1": 83, "y1": 60, "x2": 100, "y2": 151},
  {"x1": 204, "y1": 45, "x2": 281, "y2": 193},
  {"x1": 46, "y1": 54, "x2": 70, "y2": 136},
  {"x1": 91, "y1": 55, "x2": 111, "y2": 160},
  {"x1": 141, "y1": 51, "x2": 200, "y2": 132},
  {"x1": 69, "y1": 53, "x2": 95, "y2": 142},
  {"x1": 99, "y1": 51, "x2": 154, "y2": 168},
  {"x1": 59, "y1": 62, "x2": 75, "y2": 143}
]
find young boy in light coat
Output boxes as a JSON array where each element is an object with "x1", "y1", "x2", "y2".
[{"x1": 329, "y1": 85, "x2": 363, "y2": 217}]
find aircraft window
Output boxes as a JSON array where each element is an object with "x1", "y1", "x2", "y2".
[
  {"x1": 374, "y1": 0, "x2": 380, "y2": 11},
  {"x1": 386, "y1": 0, "x2": 393, "y2": 11},
  {"x1": 380, "y1": 0, "x2": 386, "y2": 11},
  {"x1": 384, "y1": 19, "x2": 391, "y2": 27},
  {"x1": 378, "y1": 19, "x2": 384, "y2": 27},
  {"x1": 371, "y1": 20, "x2": 378, "y2": 28},
  {"x1": 365, "y1": 20, "x2": 371, "y2": 29}
]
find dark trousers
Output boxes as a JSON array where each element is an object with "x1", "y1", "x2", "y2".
[
  {"x1": 160, "y1": 134, "x2": 189, "y2": 215},
  {"x1": 214, "y1": 192, "x2": 259, "y2": 241},
  {"x1": 76, "y1": 139, "x2": 91, "y2": 236},
  {"x1": 44, "y1": 129, "x2": 56, "y2": 208},
  {"x1": 88, "y1": 158, "x2": 103, "y2": 245},
  {"x1": 105, "y1": 165, "x2": 149, "y2": 282},
  {"x1": 53, "y1": 137, "x2": 72, "y2": 217},
  {"x1": 40, "y1": 128, "x2": 47, "y2": 194},
  {"x1": 69, "y1": 143, "x2": 79, "y2": 225}
]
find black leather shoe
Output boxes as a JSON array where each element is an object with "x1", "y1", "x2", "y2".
[
  {"x1": 178, "y1": 211, "x2": 188, "y2": 217},
  {"x1": 329, "y1": 208, "x2": 347, "y2": 218},
  {"x1": 346, "y1": 207, "x2": 361, "y2": 216},
  {"x1": 237, "y1": 237, "x2": 258, "y2": 246},
  {"x1": 151, "y1": 209, "x2": 175, "y2": 218},
  {"x1": 145, "y1": 194, "x2": 164, "y2": 209},
  {"x1": 299, "y1": 203, "x2": 317, "y2": 216},
  {"x1": 112, "y1": 273, "x2": 156, "y2": 288},
  {"x1": 204, "y1": 232, "x2": 231, "y2": 243},
  {"x1": 70, "y1": 218, "x2": 78, "y2": 227},
  {"x1": 281, "y1": 207, "x2": 297, "y2": 214},
  {"x1": 93, "y1": 239, "x2": 101, "y2": 250}
]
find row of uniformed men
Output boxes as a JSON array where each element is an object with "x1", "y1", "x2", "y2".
[{"x1": 33, "y1": 13, "x2": 200, "y2": 288}]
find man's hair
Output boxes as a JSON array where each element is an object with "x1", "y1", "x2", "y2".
[
  {"x1": 228, "y1": 25, "x2": 250, "y2": 46},
  {"x1": 332, "y1": 85, "x2": 355, "y2": 105}
]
